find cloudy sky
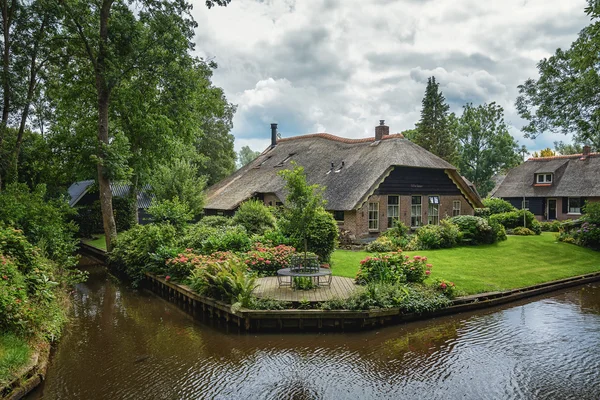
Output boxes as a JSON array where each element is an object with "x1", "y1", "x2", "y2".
[{"x1": 191, "y1": 0, "x2": 590, "y2": 154}]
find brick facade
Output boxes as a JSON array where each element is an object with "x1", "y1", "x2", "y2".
[{"x1": 335, "y1": 194, "x2": 475, "y2": 240}]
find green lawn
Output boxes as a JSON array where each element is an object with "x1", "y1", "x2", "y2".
[
  {"x1": 331, "y1": 233, "x2": 600, "y2": 295},
  {"x1": 83, "y1": 234, "x2": 107, "y2": 251},
  {"x1": 0, "y1": 333, "x2": 31, "y2": 386}
]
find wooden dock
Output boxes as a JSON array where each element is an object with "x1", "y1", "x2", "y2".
[{"x1": 253, "y1": 276, "x2": 357, "y2": 302}]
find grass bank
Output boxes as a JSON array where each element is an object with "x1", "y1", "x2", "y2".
[
  {"x1": 0, "y1": 333, "x2": 31, "y2": 387},
  {"x1": 83, "y1": 234, "x2": 107, "y2": 251},
  {"x1": 331, "y1": 233, "x2": 600, "y2": 295}
]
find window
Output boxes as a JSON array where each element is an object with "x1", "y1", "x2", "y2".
[
  {"x1": 275, "y1": 153, "x2": 296, "y2": 167},
  {"x1": 522, "y1": 200, "x2": 530, "y2": 210},
  {"x1": 411, "y1": 196, "x2": 422, "y2": 227},
  {"x1": 428, "y1": 196, "x2": 440, "y2": 225},
  {"x1": 536, "y1": 173, "x2": 552, "y2": 183},
  {"x1": 368, "y1": 202, "x2": 379, "y2": 231},
  {"x1": 452, "y1": 200, "x2": 461, "y2": 217},
  {"x1": 568, "y1": 197, "x2": 582, "y2": 214},
  {"x1": 333, "y1": 211, "x2": 345, "y2": 222},
  {"x1": 387, "y1": 195, "x2": 399, "y2": 228}
]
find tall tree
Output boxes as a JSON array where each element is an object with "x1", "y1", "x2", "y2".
[
  {"x1": 55, "y1": 0, "x2": 230, "y2": 250},
  {"x1": 413, "y1": 76, "x2": 457, "y2": 163},
  {"x1": 516, "y1": 0, "x2": 600, "y2": 147},
  {"x1": 554, "y1": 141, "x2": 585, "y2": 155},
  {"x1": 453, "y1": 103, "x2": 520, "y2": 197},
  {"x1": 237, "y1": 145, "x2": 260, "y2": 168}
]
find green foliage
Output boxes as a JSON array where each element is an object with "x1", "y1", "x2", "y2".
[
  {"x1": 584, "y1": 201, "x2": 600, "y2": 224},
  {"x1": 483, "y1": 198, "x2": 517, "y2": 215},
  {"x1": 147, "y1": 197, "x2": 193, "y2": 231},
  {"x1": 449, "y1": 215, "x2": 500, "y2": 245},
  {"x1": 75, "y1": 196, "x2": 135, "y2": 237},
  {"x1": 414, "y1": 220, "x2": 461, "y2": 250},
  {"x1": 413, "y1": 76, "x2": 457, "y2": 163},
  {"x1": 366, "y1": 236, "x2": 396, "y2": 253},
  {"x1": 474, "y1": 208, "x2": 491, "y2": 218},
  {"x1": 246, "y1": 297, "x2": 292, "y2": 310},
  {"x1": 237, "y1": 146, "x2": 261, "y2": 168},
  {"x1": 516, "y1": 1, "x2": 600, "y2": 148},
  {"x1": 244, "y1": 244, "x2": 296, "y2": 276},
  {"x1": 198, "y1": 215, "x2": 233, "y2": 228},
  {"x1": 232, "y1": 199, "x2": 276, "y2": 235},
  {"x1": 355, "y1": 252, "x2": 432, "y2": 285},
  {"x1": 292, "y1": 276, "x2": 316, "y2": 290},
  {"x1": 150, "y1": 159, "x2": 207, "y2": 218},
  {"x1": 180, "y1": 223, "x2": 218, "y2": 250},
  {"x1": 0, "y1": 333, "x2": 31, "y2": 386},
  {"x1": 109, "y1": 223, "x2": 177, "y2": 286},
  {"x1": 252, "y1": 228, "x2": 295, "y2": 247},
  {"x1": 188, "y1": 257, "x2": 257, "y2": 307},
  {"x1": 199, "y1": 226, "x2": 252, "y2": 255},
  {"x1": 453, "y1": 103, "x2": 521, "y2": 196},
  {"x1": 511, "y1": 227, "x2": 535, "y2": 236},
  {"x1": 489, "y1": 210, "x2": 542, "y2": 235},
  {"x1": 278, "y1": 163, "x2": 339, "y2": 261},
  {"x1": 540, "y1": 220, "x2": 563, "y2": 232},
  {"x1": 0, "y1": 183, "x2": 78, "y2": 267},
  {"x1": 432, "y1": 278, "x2": 458, "y2": 299}
]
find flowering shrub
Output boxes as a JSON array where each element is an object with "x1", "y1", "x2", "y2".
[
  {"x1": 449, "y1": 215, "x2": 503, "y2": 245},
  {"x1": 0, "y1": 255, "x2": 27, "y2": 333},
  {"x1": 355, "y1": 252, "x2": 432, "y2": 285},
  {"x1": 433, "y1": 278, "x2": 457, "y2": 299},
  {"x1": 414, "y1": 220, "x2": 461, "y2": 250},
  {"x1": 366, "y1": 236, "x2": 396, "y2": 253},
  {"x1": 572, "y1": 221, "x2": 600, "y2": 250},
  {"x1": 511, "y1": 226, "x2": 535, "y2": 236},
  {"x1": 165, "y1": 250, "x2": 239, "y2": 280},
  {"x1": 244, "y1": 243, "x2": 296, "y2": 276}
]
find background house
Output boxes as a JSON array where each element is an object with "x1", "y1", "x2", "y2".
[
  {"x1": 204, "y1": 121, "x2": 483, "y2": 239},
  {"x1": 491, "y1": 146, "x2": 600, "y2": 221}
]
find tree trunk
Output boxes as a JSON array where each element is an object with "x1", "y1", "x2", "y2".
[
  {"x1": 0, "y1": 0, "x2": 16, "y2": 190},
  {"x1": 130, "y1": 173, "x2": 139, "y2": 225},
  {"x1": 96, "y1": 0, "x2": 117, "y2": 251}
]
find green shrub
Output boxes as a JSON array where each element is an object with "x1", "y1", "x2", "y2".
[
  {"x1": 180, "y1": 223, "x2": 218, "y2": 250},
  {"x1": 188, "y1": 257, "x2": 257, "y2": 307},
  {"x1": 414, "y1": 220, "x2": 461, "y2": 250},
  {"x1": 247, "y1": 297, "x2": 292, "y2": 310},
  {"x1": 489, "y1": 209, "x2": 541, "y2": 234},
  {"x1": 109, "y1": 223, "x2": 177, "y2": 285},
  {"x1": 432, "y1": 278, "x2": 458, "y2": 299},
  {"x1": 75, "y1": 196, "x2": 135, "y2": 237},
  {"x1": 482, "y1": 198, "x2": 517, "y2": 214},
  {"x1": 512, "y1": 226, "x2": 535, "y2": 236},
  {"x1": 572, "y1": 221, "x2": 600, "y2": 250},
  {"x1": 449, "y1": 215, "x2": 496, "y2": 245},
  {"x1": 147, "y1": 197, "x2": 193, "y2": 231},
  {"x1": 474, "y1": 208, "x2": 491, "y2": 218},
  {"x1": 285, "y1": 209, "x2": 338, "y2": 263},
  {"x1": 252, "y1": 229, "x2": 295, "y2": 247},
  {"x1": 366, "y1": 236, "x2": 395, "y2": 253},
  {"x1": 232, "y1": 199, "x2": 276, "y2": 235},
  {"x1": 244, "y1": 244, "x2": 296, "y2": 276},
  {"x1": 355, "y1": 252, "x2": 432, "y2": 285},
  {"x1": 584, "y1": 201, "x2": 600, "y2": 224},
  {"x1": 200, "y1": 226, "x2": 252, "y2": 254},
  {"x1": 540, "y1": 220, "x2": 562, "y2": 232},
  {"x1": 198, "y1": 215, "x2": 233, "y2": 228},
  {"x1": 383, "y1": 221, "x2": 410, "y2": 238},
  {"x1": 0, "y1": 183, "x2": 78, "y2": 268}
]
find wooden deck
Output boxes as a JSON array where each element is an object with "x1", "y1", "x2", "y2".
[{"x1": 253, "y1": 276, "x2": 358, "y2": 302}]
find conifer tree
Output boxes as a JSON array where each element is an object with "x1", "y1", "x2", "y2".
[{"x1": 413, "y1": 77, "x2": 457, "y2": 163}]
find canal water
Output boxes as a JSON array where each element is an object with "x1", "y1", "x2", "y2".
[{"x1": 28, "y1": 257, "x2": 600, "y2": 400}]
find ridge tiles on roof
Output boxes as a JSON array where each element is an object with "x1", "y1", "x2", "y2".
[
  {"x1": 528, "y1": 153, "x2": 599, "y2": 161},
  {"x1": 276, "y1": 132, "x2": 405, "y2": 144}
]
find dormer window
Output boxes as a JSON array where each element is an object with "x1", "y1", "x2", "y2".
[{"x1": 536, "y1": 173, "x2": 552, "y2": 184}]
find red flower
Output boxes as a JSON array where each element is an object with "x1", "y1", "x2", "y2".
[
  {"x1": 1, "y1": 275, "x2": 7, "y2": 280},
  {"x1": 425, "y1": 270, "x2": 431, "y2": 275},
  {"x1": 440, "y1": 282, "x2": 447, "y2": 289},
  {"x1": 165, "y1": 275, "x2": 171, "y2": 281}
]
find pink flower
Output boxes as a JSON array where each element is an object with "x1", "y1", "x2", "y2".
[
  {"x1": 440, "y1": 282, "x2": 447, "y2": 289},
  {"x1": 165, "y1": 276, "x2": 171, "y2": 281},
  {"x1": 426, "y1": 264, "x2": 432, "y2": 268},
  {"x1": 425, "y1": 270, "x2": 431, "y2": 275},
  {"x1": 265, "y1": 260, "x2": 271, "y2": 264}
]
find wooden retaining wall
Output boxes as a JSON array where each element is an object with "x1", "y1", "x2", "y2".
[{"x1": 143, "y1": 271, "x2": 600, "y2": 332}]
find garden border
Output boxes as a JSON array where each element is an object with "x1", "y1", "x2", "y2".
[{"x1": 79, "y1": 243, "x2": 600, "y2": 332}]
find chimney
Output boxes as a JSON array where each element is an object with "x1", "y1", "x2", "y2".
[
  {"x1": 271, "y1": 123, "x2": 278, "y2": 147},
  {"x1": 375, "y1": 120, "x2": 389, "y2": 141},
  {"x1": 583, "y1": 145, "x2": 591, "y2": 156}
]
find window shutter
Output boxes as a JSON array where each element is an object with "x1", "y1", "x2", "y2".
[{"x1": 562, "y1": 197, "x2": 568, "y2": 214}]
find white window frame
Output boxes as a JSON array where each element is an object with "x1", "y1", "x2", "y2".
[
  {"x1": 452, "y1": 200, "x2": 461, "y2": 217},
  {"x1": 522, "y1": 200, "x2": 530, "y2": 210},
  {"x1": 368, "y1": 202, "x2": 379, "y2": 231},
  {"x1": 568, "y1": 197, "x2": 582, "y2": 214},
  {"x1": 428, "y1": 196, "x2": 440, "y2": 225},
  {"x1": 387, "y1": 195, "x2": 399, "y2": 228},
  {"x1": 536, "y1": 173, "x2": 553, "y2": 184},
  {"x1": 411, "y1": 196, "x2": 422, "y2": 228}
]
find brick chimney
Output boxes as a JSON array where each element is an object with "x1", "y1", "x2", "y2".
[
  {"x1": 583, "y1": 145, "x2": 591, "y2": 156},
  {"x1": 271, "y1": 123, "x2": 278, "y2": 147},
  {"x1": 375, "y1": 120, "x2": 389, "y2": 141}
]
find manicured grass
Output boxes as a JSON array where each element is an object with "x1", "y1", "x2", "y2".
[
  {"x1": 83, "y1": 234, "x2": 107, "y2": 251},
  {"x1": 0, "y1": 333, "x2": 31, "y2": 386},
  {"x1": 331, "y1": 233, "x2": 600, "y2": 295}
]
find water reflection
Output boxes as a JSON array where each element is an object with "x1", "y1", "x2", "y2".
[{"x1": 29, "y1": 258, "x2": 600, "y2": 399}]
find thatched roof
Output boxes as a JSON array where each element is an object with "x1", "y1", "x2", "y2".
[
  {"x1": 492, "y1": 153, "x2": 600, "y2": 198},
  {"x1": 205, "y1": 133, "x2": 483, "y2": 211}
]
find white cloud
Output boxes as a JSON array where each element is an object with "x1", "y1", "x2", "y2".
[{"x1": 191, "y1": 0, "x2": 590, "y2": 153}]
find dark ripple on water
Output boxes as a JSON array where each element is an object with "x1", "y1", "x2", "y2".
[{"x1": 27, "y1": 264, "x2": 600, "y2": 400}]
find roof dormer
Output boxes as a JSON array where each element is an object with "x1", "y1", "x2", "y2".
[{"x1": 534, "y1": 173, "x2": 553, "y2": 185}]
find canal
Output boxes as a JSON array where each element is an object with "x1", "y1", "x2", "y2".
[{"x1": 28, "y1": 257, "x2": 600, "y2": 399}]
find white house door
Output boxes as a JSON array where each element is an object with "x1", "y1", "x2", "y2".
[{"x1": 547, "y1": 199, "x2": 557, "y2": 220}]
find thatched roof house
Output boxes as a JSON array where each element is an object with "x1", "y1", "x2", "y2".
[
  {"x1": 491, "y1": 146, "x2": 600, "y2": 221},
  {"x1": 206, "y1": 121, "x2": 483, "y2": 239}
]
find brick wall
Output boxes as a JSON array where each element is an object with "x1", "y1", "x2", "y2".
[
  {"x1": 262, "y1": 193, "x2": 282, "y2": 207},
  {"x1": 337, "y1": 194, "x2": 475, "y2": 240}
]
